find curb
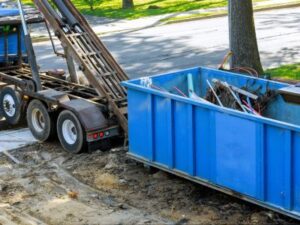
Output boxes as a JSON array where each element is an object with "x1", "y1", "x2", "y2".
[{"x1": 163, "y1": 2, "x2": 300, "y2": 25}]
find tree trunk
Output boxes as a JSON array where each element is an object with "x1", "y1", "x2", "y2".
[
  {"x1": 229, "y1": 0, "x2": 264, "y2": 75},
  {"x1": 122, "y1": 0, "x2": 134, "y2": 9}
]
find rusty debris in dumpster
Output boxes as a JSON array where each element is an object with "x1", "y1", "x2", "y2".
[
  {"x1": 205, "y1": 79, "x2": 278, "y2": 116},
  {"x1": 141, "y1": 76, "x2": 278, "y2": 117}
]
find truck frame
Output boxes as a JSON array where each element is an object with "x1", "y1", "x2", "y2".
[{"x1": 0, "y1": 0, "x2": 128, "y2": 153}]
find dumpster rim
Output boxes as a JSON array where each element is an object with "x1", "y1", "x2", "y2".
[{"x1": 122, "y1": 67, "x2": 300, "y2": 133}]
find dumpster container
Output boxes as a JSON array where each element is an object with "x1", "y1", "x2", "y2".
[
  {"x1": 0, "y1": 8, "x2": 26, "y2": 63},
  {"x1": 122, "y1": 67, "x2": 300, "y2": 220}
]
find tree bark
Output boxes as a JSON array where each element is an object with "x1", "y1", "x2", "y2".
[
  {"x1": 122, "y1": 0, "x2": 134, "y2": 9},
  {"x1": 229, "y1": 0, "x2": 264, "y2": 75}
]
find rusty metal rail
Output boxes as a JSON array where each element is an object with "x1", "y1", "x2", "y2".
[
  {"x1": 33, "y1": 0, "x2": 129, "y2": 132},
  {"x1": 0, "y1": 64, "x2": 106, "y2": 106}
]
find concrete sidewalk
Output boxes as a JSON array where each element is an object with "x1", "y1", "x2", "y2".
[
  {"x1": 0, "y1": 128, "x2": 37, "y2": 152},
  {"x1": 29, "y1": 0, "x2": 300, "y2": 38}
]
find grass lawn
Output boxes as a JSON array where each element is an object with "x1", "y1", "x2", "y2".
[
  {"x1": 266, "y1": 63, "x2": 300, "y2": 81},
  {"x1": 22, "y1": 0, "x2": 268, "y2": 19}
]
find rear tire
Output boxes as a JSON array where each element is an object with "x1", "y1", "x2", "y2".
[
  {"x1": 27, "y1": 100, "x2": 56, "y2": 142},
  {"x1": 57, "y1": 110, "x2": 86, "y2": 154},
  {"x1": 0, "y1": 86, "x2": 23, "y2": 125}
]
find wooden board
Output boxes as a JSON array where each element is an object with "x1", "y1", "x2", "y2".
[{"x1": 279, "y1": 86, "x2": 300, "y2": 104}]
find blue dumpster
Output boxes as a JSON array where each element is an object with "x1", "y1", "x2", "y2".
[
  {"x1": 122, "y1": 67, "x2": 300, "y2": 219},
  {"x1": 0, "y1": 8, "x2": 26, "y2": 63},
  {"x1": 0, "y1": 8, "x2": 19, "y2": 17}
]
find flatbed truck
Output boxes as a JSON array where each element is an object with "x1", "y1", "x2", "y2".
[{"x1": 0, "y1": 0, "x2": 127, "y2": 153}]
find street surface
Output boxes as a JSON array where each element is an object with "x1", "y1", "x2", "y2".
[{"x1": 33, "y1": 6, "x2": 300, "y2": 79}]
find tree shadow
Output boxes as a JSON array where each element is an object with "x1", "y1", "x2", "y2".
[{"x1": 33, "y1": 11, "x2": 300, "y2": 80}]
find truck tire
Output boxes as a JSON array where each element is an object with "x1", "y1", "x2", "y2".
[
  {"x1": 27, "y1": 100, "x2": 56, "y2": 142},
  {"x1": 57, "y1": 110, "x2": 86, "y2": 154},
  {"x1": 0, "y1": 86, "x2": 23, "y2": 125}
]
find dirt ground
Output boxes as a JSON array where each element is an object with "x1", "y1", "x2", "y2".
[{"x1": 0, "y1": 135, "x2": 300, "y2": 224}]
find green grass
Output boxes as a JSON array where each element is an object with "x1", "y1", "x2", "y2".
[
  {"x1": 266, "y1": 63, "x2": 300, "y2": 81},
  {"x1": 22, "y1": 0, "x2": 255, "y2": 19},
  {"x1": 23, "y1": 0, "x2": 300, "y2": 20}
]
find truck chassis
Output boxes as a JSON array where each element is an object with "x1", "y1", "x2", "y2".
[
  {"x1": 0, "y1": 0, "x2": 126, "y2": 153},
  {"x1": 0, "y1": 64, "x2": 120, "y2": 152}
]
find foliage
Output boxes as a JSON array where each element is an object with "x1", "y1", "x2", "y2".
[
  {"x1": 23, "y1": 0, "x2": 228, "y2": 19},
  {"x1": 22, "y1": 0, "x2": 292, "y2": 19},
  {"x1": 266, "y1": 64, "x2": 300, "y2": 81}
]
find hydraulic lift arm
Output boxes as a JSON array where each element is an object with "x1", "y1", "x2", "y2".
[
  {"x1": 16, "y1": 0, "x2": 42, "y2": 91},
  {"x1": 33, "y1": 0, "x2": 129, "y2": 132}
]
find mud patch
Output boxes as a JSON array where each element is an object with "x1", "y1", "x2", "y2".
[
  {"x1": 0, "y1": 142, "x2": 298, "y2": 225},
  {"x1": 0, "y1": 143, "x2": 170, "y2": 225}
]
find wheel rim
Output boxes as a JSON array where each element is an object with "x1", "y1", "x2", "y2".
[
  {"x1": 31, "y1": 108, "x2": 46, "y2": 133},
  {"x1": 62, "y1": 119, "x2": 77, "y2": 145},
  {"x1": 3, "y1": 94, "x2": 16, "y2": 117}
]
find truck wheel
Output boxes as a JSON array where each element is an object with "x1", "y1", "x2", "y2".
[
  {"x1": 27, "y1": 100, "x2": 56, "y2": 142},
  {"x1": 57, "y1": 110, "x2": 86, "y2": 154},
  {"x1": 0, "y1": 86, "x2": 23, "y2": 125}
]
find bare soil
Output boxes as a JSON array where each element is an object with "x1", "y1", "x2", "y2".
[{"x1": 0, "y1": 140, "x2": 299, "y2": 225}]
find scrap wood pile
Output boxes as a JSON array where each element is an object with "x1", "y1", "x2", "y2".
[
  {"x1": 205, "y1": 79, "x2": 278, "y2": 116},
  {"x1": 141, "y1": 76, "x2": 278, "y2": 117}
]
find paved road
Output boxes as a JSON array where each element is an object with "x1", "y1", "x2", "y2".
[{"x1": 33, "y1": 6, "x2": 300, "y2": 79}]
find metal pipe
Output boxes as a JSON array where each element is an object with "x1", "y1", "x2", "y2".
[
  {"x1": 187, "y1": 73, "x2": 194, "y2": 98},
  {"x1": 40, "y1": 0, "x2": 64, "y2": 26},
  {"x1": 17, "y1": 25, "x2": 23, "y2": 65},
  {"x1": 45, "y1": 21, "x2": 64, "y2": 57},
  {"x1": 52, "y1": 0, "x2": 79, "y2": 28},
  {"x1": 17, "y1": 0, "x2": 28, "y2": 36},
  {"x1": 17, "y1": 0, "x2": 42, "y2": 91}
]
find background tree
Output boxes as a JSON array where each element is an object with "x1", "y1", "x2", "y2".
[
  {"x1": 83, "y1": 0, "x2": 102, "y2": 11},
  {"x1": 122, "y1": 0, "x2": 134, "y2": 9},
  {"x1": 228, "y1": 0, "x2": 264, "y2": 75}
]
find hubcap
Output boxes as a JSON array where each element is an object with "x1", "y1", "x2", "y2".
[
  {"x1": 31, "y1": 108, "x2": 46, "y2": 133},
  {"x1": 3, "y1": 94, "x2": 16, "y2": 117},
  {"x1": 62, "y1": 119, "x2": 77, "y2": 145}
]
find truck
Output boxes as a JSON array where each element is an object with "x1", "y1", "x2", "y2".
[
  {"x1": 0, "y1": 0, "x2": 127, "y2": 153},
  {"x1": 1, "y1": 0, "x2": 300, "y2": 221}
]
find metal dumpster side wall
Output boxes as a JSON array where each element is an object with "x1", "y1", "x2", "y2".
[
  {"x1": 0, "y1": 7, "x2": 26, "y2": 62},
  {"x1": 124, "y1": 67, "x2": 300, "y2": 218},
  {"x1": 0, "y1": 33, "x2": 26, "y2": 62}
]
